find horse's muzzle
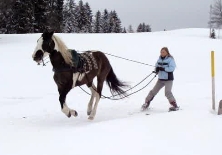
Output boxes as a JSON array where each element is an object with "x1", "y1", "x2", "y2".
[{"x1": 33, "y1": 50, "x2": 44, "y2": 62}]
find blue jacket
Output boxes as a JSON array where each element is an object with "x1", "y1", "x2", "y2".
[{"x1": 155, "y1": 56, "x2": 176, "y2": 80}]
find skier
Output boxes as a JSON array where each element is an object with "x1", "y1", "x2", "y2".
[{"x1": 141, "y1": 47, "x2": 179, "y2": 111}]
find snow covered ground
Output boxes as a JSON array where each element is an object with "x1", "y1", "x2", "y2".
[{"x1": 0, "y1": 28, "x2": 222, "y2": 155}]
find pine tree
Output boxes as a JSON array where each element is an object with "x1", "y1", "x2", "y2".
[
  {"x1": 63, "y1": 0, "x2": 77, "y2": 33},
  {"x1": 122, "y1": 27, "x2": 127, "y2": 33},
  {"x1": 145, "y1": 24, "x2": 151, "y2": 32},
  {"x1": 84, "y1": 2, "x2": 93, "y2": 33},
  {"x1": 137, "y1": 23, "x2": 151, "y2": 32},
  {"x1": 48, "y1": 0, "x2": 57, "y2": 31},
  {"x1": 75, "y1": 0, "x2": 87, "y2": 33},
  {"x1": 101, "y1": 9, "x2": 109, "y2": 33},
  {"x1": 108, "y1": 11, "x2": 114, "y2": 33},
  {"x1": 11, "y1": 0, "x2": 34, "y2": 33},
  {"x1": 93, "y1": 10, "x2": 102, "y2": 33},
  {"x1": 110, "y1": 10, "x2": 122, "y2": 33},
  {"x1": 57, "y1": 0, "x2": 64, "y2": 32},
  {"x1": 0, "y1": 0, "x2": 14, "y2": 33},
  {"x1": 127, "y1": 25, "x2": 134, "y2": 33},
  {"x1": 142, "y1": 23, "x2": 146, "y2": 32},
  {"x1": 48, "y1": 0, "x2": 64, "y2": 32},
  {"x1": 33, "y1": 0, "x2": 49, "y2": 33},
  {"x1": 137, "y1": 23, "x2": 143, "y2": 32}
]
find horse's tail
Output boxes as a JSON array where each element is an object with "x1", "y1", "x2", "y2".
[{"x1": 106, "y1": 67, "x2": 129, "y2": 98}]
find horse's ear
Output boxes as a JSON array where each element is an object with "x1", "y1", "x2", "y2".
[
  {"x1": 42, "y1": 30, "x2": 54, "y2": 39},
  {"x1": 49, "y1": 31, "x2": 54, "y2": 37},
  {"x1": 42, "y1": 29, "x2": 49, "y2": 38},
  {"x1": 43, "y1": 29, "x2": 49, "y2": 34}
]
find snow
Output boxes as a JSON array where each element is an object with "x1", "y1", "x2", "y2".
[{"x1": 1, "y1": 28, "x2": 222, "y2": 155}]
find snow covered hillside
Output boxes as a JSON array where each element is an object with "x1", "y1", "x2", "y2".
[{"x1": 0, "y1": 28, "x2": 222, "y2": 155}]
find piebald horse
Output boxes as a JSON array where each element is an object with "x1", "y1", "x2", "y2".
[{"x1": 32, "y1": 31, "x2": 129, "y2": 120}]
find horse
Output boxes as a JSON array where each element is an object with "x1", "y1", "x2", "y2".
[{"x1": 32, "y1": 31, "x2": 129, "y2": 120}]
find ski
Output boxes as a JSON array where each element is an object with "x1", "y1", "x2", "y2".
[
  {"x1": 128, "y1": 107, "x2": 182, "y2": 116},
  {"x1": 145, "y1": 108, "x2": 182, "y2": 115}
]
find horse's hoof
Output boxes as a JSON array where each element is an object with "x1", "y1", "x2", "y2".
[
  {"x1": 88, "y1": 116, "x2": 94, "y2": 120},
  {"x1": 70, "y1": 110, "x2": 78, "y2": 117},
  {"x1": 87, "y1": 111, "x2": 91, "y2": 115},
  {"x1": 74, "y1": 111, "x2": 78, "y2": 117},
  {"x1": 67, "y1": 111, "x2": 71, "y2": 118}
]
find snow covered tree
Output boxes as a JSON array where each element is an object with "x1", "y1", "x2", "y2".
[
  {"x1": 47, "y1": 0, "x2": 64, "y2": 32},
  {"x1": 137, "y1": 23, "x2": 151, "y2": 32},
  {"x1": 93, "y1": 10, "x2": 102, "y2": 33},
  {"x1": 84, "y1": 2, "x2": 93, "y2": 33},
  {"x1": 209, "y1": 0, "x2": 222, "y2": 29},
  {"x1": 75, "y1": 0, "x2": 87, "y2": 33},
  {"x1": 47, "y1": 0, "x2": 57, "y2": 31},
  {"x1": 0, "y1": 0, "x2": 14, "y2": 33},
  {"x1": 137, "y1": 23, "x2": 143, "y2": 32},
  {"x1": 110, "y1": 10, "x2": 122, "y2": 33},
  {"x1": 122, "y1": 27, "x2": 127, "y2": 33},
  {"x1": 33, "y1": 0, "x2": 49, "y2": 33},
  {"x1": 142, "y1": 23, "x2": 146, "y2": 32},
  {"x1": 57, "y1": 0, "x2": 64, "y2": 32},
  {"x1": 101, "y1": 9, "x2": 110, "y2": 33},
  {"x1": 127, "y1": 25, "x2": 134, "y2": 33},
  {"x1": 63, "y1": 0, "x2": 77, "y2": 33},
  {"x1": 11, "y1": 0, "x2": 34, "y2": 33},
  {"x1": 145, "y1": 24, "x2": 151, "y2": 32}
]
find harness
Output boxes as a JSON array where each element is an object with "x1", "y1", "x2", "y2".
[{"x1": 52, "y1": 50, "x2": 98, "y2": 73}]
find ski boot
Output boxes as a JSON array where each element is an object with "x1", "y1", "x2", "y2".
[
  {"x1": 141, "y1": 101, "x2": 150, "y2": 111},
  {"x1": 169, "y1": 101, "x2": 179, "y2": 112}
]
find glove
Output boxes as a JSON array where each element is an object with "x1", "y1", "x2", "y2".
[
  {"x1": 158, "y1": 67, "x2": 165, "y2": 71},
  {"x1": 155, "y1": 67, "x2": 159, "y2": 73},
  {"x1": 155, "y1": 67, "x2": 165, "y2": 72}
]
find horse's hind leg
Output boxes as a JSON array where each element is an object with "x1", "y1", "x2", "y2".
[
  {"x1": 88, "y1": 77, "x2": 104, "y2": 120},
  {"x1": 87, "y1": 82, "x2": 97, "y2": 116},
  {"x1": 59, "y1": 88, "x2": 78, "y2": 118}
]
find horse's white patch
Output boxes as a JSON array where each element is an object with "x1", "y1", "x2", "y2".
[
  {"x1": 72, "y1": 73, "x2": 80, "y2": 88},
  {"x1": 32, "y1": 37, "x2": 43, "y2": 59},
  {"x1": 78, "y1": 73, "x2": 85, "y2": 81},
  {"x1": 61, "y1": 103, "x2": 70, "y2": 116},
  {"x1": 87, "y1": 85, "x2": 96, "y2": 114},
  {"x1": 77, "y1": 71, "x2": 91, "y2": 82},
  {"x1": 88, "y1": 88, "x2": 100, "y2": 120},
  {"x1": 32, "y1": 37, "x2": 49, "y2": 60}
]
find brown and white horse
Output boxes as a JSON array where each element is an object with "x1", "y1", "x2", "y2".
[{"x1": 32, "y1": 31, "x2": 129, "y2": 120}]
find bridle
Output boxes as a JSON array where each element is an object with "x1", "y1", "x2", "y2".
[
  {"x1": 36, "y1": 37, "x2": 54, "y2": 67},
  {"x1": 38, "y1": 56, "x2": 49, "y2": 66}
]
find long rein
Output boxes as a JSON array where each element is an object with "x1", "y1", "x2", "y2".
[
  {"x1": 38, "y1": 53, "x2": 157, "y2": 100},
  {"x1": 79, "y1": 53, "x2": 157, "y2": 100}
]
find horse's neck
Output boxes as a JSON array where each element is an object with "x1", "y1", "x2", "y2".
[{"x1": 50, "y1": 51, "x2": 69, "y2": 69}]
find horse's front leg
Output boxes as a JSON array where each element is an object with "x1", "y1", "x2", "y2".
[{"x1": 59, "y1": 88, "x2": 78, "y2": 118}]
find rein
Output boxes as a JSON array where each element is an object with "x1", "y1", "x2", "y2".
[
  {"x1": 80, "y1": 71, "x2": 157, "y2": 100},
  {"x1": 37, "y1": 52, "x2": 157, "y2": 100}
]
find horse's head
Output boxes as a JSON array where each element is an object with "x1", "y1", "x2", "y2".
[{"x1": 32, "y1": 30, "x2": 59, "y2": 64}]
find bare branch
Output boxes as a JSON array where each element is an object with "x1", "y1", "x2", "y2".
[{"x1": 210, "y1": 0, "x2": 222, "y2": 28}]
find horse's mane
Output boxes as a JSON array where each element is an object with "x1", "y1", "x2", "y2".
[{"x1": 52, "y1": 35, "x2": 73, "y2": 66}]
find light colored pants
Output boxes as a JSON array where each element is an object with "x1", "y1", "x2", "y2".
[{"x1": 146, "y1": 79, "x2": 176, "y2": 103}]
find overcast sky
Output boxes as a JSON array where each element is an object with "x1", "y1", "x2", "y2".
[{"x1": 85, "y1": 0, "x2": 213, "y2": 31}]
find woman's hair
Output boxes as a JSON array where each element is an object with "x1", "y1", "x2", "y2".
[{"x1": 161, "y1": 47, "x2": 174, "y2": 58}]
